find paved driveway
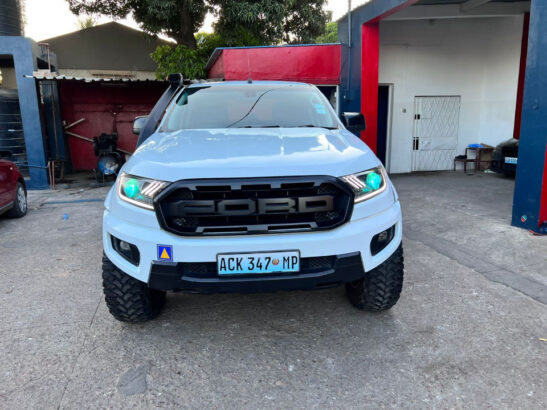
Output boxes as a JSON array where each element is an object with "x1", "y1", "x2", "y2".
[{"x1": 0, "y1": 172, "x2": 545, "y2": 408}]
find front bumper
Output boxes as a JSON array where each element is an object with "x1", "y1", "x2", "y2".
[
  {"x1": 103, "y1": 185, "x2": 403, "y2": 288},
  {"x1": 148, "y1": 252, "x2": 365, "y2": 293}
]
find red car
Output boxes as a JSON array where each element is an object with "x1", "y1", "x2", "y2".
[{"x1": 0, "y1": 154, "x2": 27, "y2": 218}]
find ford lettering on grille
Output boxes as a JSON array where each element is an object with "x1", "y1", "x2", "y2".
[
  {"x1": 154, "y1": 177, "x2": 353, "y2": 236},
  {"x1": 172, "y1": 196, "x2": 334, "y2": 216}
]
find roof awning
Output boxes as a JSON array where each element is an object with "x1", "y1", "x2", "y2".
[{"x1": 25, "y1": 72, "x2": 165, "y2": 83}]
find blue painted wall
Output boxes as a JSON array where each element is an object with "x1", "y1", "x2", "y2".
[
  {"x1": 511, "y1": 0, "x2": 547, "y2": 233},
  {"x1": 0, "y1": 37, "x2": 49, "y2": 189}
]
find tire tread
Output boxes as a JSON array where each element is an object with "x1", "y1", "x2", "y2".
[
  {"x1": 102, "y1": 255, "x2": 165, "y2": 322},
  {"x1": 6, "y1": 182, "x2": 26, "y2": 218},
  {"x1": 346, "y1": 244, "x2": 404, "y2": 311}
]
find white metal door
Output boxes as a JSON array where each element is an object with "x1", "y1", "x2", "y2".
[{"x1": 412, "y1": 96, "x2": 461, "y2": 171}]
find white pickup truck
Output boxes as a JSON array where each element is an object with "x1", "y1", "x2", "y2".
[{"x1": 102, "y1": 80, "x2": 403, "y2": 322}]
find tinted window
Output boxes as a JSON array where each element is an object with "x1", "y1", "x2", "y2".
[{"x1": 160, "y1": 84, "x2": 339, "y2": 131}]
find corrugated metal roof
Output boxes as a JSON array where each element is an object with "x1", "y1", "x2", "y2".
[
  {"x1": 25, "y1": 73, "x2": 216, "y2": 85},
  {"x1": 25, "y1": 73, "x2": 164, "y2": 82}
]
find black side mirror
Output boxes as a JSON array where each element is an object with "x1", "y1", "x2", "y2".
[
  {"x1": 133, "y1": 116, "x2": 148, "y2": 135},
  {"x1": 342, "y1": 112, "x2": 366, "y2": 135}
]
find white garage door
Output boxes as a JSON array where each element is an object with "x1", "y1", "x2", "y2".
[{"x1": 412, "y1": 96, "x2": 461, "y2": 171}]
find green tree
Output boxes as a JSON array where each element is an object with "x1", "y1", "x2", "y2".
[
  {"x1": 66, "y1": 0, "x2": 208, "y2": 49},
  {"x1": 150, "y1": 32, "x2": 226, "y2": 79},
  {"x1": 67, "y1": 1, "x2": 331, "y2": 79},
  {"x1": 66, "y1": 0, "x2": 329, "y2": 48},
  {"x1": 315, "y1": 21, "x2": 338, "y2": 44},
  {"x1": 213, "y1": 0, "x2": 330, "y2": 45},
  {"x1": 76, "y1": 16, "x2": 97, "y2": 29}
]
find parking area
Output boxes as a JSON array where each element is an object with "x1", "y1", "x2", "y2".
[{"x1": 0, "y1": 172, "x2": 545, "y2": 408}]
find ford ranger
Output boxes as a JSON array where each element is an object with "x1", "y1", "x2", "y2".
[{"x1": 102, "y1": 80, "x2": 403, "y2": 322}]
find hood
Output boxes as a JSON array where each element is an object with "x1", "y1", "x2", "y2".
[{"x1": 122, "y1": 128, "x2": 380, "y2": 181}]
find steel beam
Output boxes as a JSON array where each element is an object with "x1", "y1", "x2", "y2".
[
  {"x1": 0, "y1": 37, "x2": 49, "y2": 189},
  {"x1": 338, "y1": 0, "x2": 418, "y2": 151},
  {"x1": 512, "y1": 0, "x2": 547, "y2": 233}
]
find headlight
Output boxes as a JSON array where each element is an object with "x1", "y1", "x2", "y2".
[
  {"x1": 117, "y1": 173, "x2": 168, "y2": 210},
  {"x1": 341, "y1": 167, "x2": 387, "y2": 203}
]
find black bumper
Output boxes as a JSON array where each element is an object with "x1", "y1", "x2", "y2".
[{"x1": 148, "y1": 252, "x2": 365, "y2": 293}]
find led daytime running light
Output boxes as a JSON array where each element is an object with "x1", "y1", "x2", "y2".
[
  {"x1": 341, "y1": 167, "x2": 387, "y2": 203},
  {"x1": 117, "y1": 173, "x2": 168, "y2": 210}
]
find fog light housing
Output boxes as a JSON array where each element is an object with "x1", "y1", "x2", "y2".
[
  {"x1": 111, "y1": 236, "x2": 140, "y2": 266},
  {"x1": 119, "y1": 240, "x2": 131, "y2": 251},
  {"x1": 370, "y1": 225, "x2": 395, "y2": 256}
]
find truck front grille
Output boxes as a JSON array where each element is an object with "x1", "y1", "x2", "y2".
[{"x1": 154, "y1": 177, "x2": 353, "y2": 236}]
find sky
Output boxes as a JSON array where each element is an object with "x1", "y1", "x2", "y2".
[{"x1": 24, "y1": 0, "x2": 370, "y2": 42}]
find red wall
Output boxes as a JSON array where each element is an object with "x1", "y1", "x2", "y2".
[
  {"x1": 361, "y1": 23, "x2": 379, "y2": 153},
  {"x1": 208, "y1": 51, "x2": 224, "y2": 79},
  {"x1": 513, "y1": 13, "x2": 530, "y2": 140},
  {"x1": 541, "y1": 147, "x2": 547, "y2": 225},
  {"x1": 208, "y1": 45, "x2": 341, "y2": 85},
  {"x1": 59, "y1": 80, "x2": 166, "y2": 170}
]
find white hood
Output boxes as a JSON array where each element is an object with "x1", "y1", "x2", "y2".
[{"x1": 122, "y1": 128, "x2": 380, "y2": 181}]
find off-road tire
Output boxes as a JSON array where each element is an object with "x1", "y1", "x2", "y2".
[
  {"x1": 6, "y1": 182, "x2": 27, "y2": 218},
  {"x1": 346, "y1": 244, "x2": 404, "y2": 311},
  {"x1": 102, "y1": 255, "x2": 166, "y2": 322}
]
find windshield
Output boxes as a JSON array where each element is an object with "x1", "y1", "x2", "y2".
[{"x1": 160, "y1": 84, "x2": 339, "y2": 131}]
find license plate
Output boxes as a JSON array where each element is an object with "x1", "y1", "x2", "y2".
[
  {"x1": 505, "y1": 157, "x2": 518, "y2": 164},
  {"x1": 217, "y1": 251, "x2": 300, "y2": 275}
]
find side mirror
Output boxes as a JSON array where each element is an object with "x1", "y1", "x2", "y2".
[
  {"x1": 342, "y1": 112, "x2": 366, "y2": 135},
  {"x1": 133, "y1": 116, "x2": 148, "y2": 135}
]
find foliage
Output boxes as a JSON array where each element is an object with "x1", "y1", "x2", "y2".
[
  {"x1": 213, "y1": 0, "x2": 330, "y2": 45},
  {"x1": 77, "y1": 16, "x2": 97, "y2": 29},
  {"x1": 66, "y1": 0, "x2": 330, "y2": 48},
  {"x1": 66, "y1": 0, "x2": 209, "y2": 48},
  {"x1": 150, "y1": 32, "x2": 225, "y2": 79},
  {"x1": 67, "y1": 0, "x2": 332, "y2": 79},
  {"x1": 315, "y1": 21, "x2": 338, "y2": 44}
]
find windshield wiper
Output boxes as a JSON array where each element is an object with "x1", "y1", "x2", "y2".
[
  {"x1": 295, "y1": 124, "x2": 338, "y2": 130},
  {"x1": 240, "y1": 125, "x2": 281, "y2": 128},
  {"x1": 226, "y1": 87, "x2": 290, "y2": 128},
  {"x1": 236, "y1": 124, "x2": 337, "y2": 129}
]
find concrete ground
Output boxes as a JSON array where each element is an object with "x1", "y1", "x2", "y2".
[{"x1": 0, "y1": 171, "x2": 545, "y2": 409}]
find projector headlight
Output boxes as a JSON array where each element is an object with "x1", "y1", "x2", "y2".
[
  {"x1": 341, "y1": 167, "x2": 387, "y2": 203},
  {"x1": 117, "y1": 173, "x2": 168, "y2": 210}
]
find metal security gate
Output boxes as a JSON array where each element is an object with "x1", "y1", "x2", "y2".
[{"x1": 412, "y1": 96, "x2": 460, "y2": 171}]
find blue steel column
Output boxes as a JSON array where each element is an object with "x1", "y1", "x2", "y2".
[
  {"x1": 0, "y1": 37, "x2": 49, "y2": 189},
  {"x1": 512, "y1": 0, "x2": 547, "y2": 233},
  {"x1": 42, "y1": 79, "x2": 67, "y2": 162},
  {"x1": 338, "y1": 0, "x2": 418, "y2": 115}
]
